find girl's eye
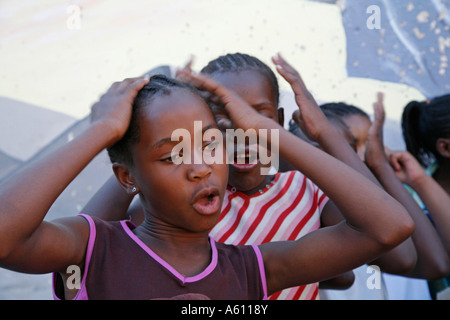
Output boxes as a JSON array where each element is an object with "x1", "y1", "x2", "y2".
[{"x1": 161, "y1": 152, "x2": 182, "y2": 163}]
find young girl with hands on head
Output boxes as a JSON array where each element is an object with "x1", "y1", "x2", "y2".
[
  {"x1": 0, "y1": 70, "x2": 414, "y2": 299},
  {"x1": 85, "y1": 53, "x2": 354, "y2": 300}
]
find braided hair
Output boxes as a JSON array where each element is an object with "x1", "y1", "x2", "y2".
[
  {"x1": 402, "y1": 94, "x2": 450, "y2": 167},
  {"x1": 319, "y1": 102, "x2": 370, "y2": 120},
  {"x1": 107, "y1": 74, "x2": 201, "y2": 166},
  {"x1": 201, "y1": 53, "x2": 280, "y2": 106}
]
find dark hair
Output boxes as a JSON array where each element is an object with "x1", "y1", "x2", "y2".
[
  {"x1": 288, "y1": 109, "x2": 356, "y2": 149},
  {"x1": 402, "y1": 94, "x2": 450, "y2": 167},
  {"x1": 107, "y1": 74, "x2": 200, "y2": 166},
  {"x1": 320, "y1": 108, "x2": 353, "y2": 131},
  {"x1": 200, "y1": 53, "x2": 280, "y2": 107},
  {"x1": 320, "y1": 102, "x2": 370, "y2": 119}
]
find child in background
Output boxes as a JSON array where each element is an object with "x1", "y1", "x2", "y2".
[
  {"x1": 315, "y1": 95, "x2": 449, "y2": 299},
  {"x1": 0, "y1": 73, "x2": 414, "y2": 300},
  {"x1": 401, "y1": 94, "x2": 450, "y2": 211},
  {"x1": 319, "y1": 102, "x2": 371, "y2": 162},
  {"x1": 399, "y1": 94, "x2": 450, "y2": 299},
  {"x1": 288, "y1": 108, "x2": 357, "y2": 154}
]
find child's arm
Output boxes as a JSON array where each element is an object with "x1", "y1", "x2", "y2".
[
  {"x1": 178, "y1": 69, "x2": 414, "y2": 295},
  {"x1": 271, "y1": 54, "x2": 382, "y2": 187},
  {"x1": 0, "y1": 77, "x2": 149, "y2": 274},
  {"x1": 82, "y1": 175, "x2": 133, "y2": 220},
  {"x1": 272, "y1": 55, "x2": 418, "y2": 275},
  {"x1": 364, "y1": 96, "x2": 450, "y2": 279},
  {"x1": 390, "y1": 150, "x2": 450, "y2": 257},
  {"x1": 81, "y1": 57, "x2": 200, "y2": 224},
  {"x1": 82, "y1": 175, "x2": 145, "y2": 225}
]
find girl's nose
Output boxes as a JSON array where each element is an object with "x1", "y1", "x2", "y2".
[{"x1": 187, "y1": 162, "x2": 212, "y2": 181}]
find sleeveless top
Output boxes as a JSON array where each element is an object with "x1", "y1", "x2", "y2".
[{"x1": 53, "y1": 214, "x2": 267, "y2": 300}]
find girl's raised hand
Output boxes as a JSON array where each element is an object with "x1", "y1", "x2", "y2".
[
  {"x1": 90, "y1": 76, "x2": 149, "y2": 146},
  {"x1": 272, "y1": 53, "x2": 329, "y2": 141},
  {"x1": 365, "y1": 92, "x2": 387, "y2": 167}
]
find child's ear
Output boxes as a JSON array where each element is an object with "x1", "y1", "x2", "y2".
[
  {"x1": 436, "y1": 138, "x2": 450, "y2": 158},
  {"x1": 277, "y1": 107, "x2": 285, "y2": 127},
  {"x1": 112, "y1": 163, "x2": 139, "y2": 195}
]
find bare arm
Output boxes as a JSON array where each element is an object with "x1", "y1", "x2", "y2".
[
  {"x1": 271, "y1": 54, "x2": 382, "y2": 188},
  {"x1": 272, "y1": 55, "x2": 417, "y2": 276},
  {"x1": 177, "y1": 68, "x2": 414, "y2": 296},
  {"x1": 261, "y1": 122, "x2": 414, "y2": 294},
  {"x1": 365, "y1": 96, "x2": 449, "y2": 279},
  {"x1": 0, "y1": 77, "x2": 149, "y2": 274},
  {"x1": 390, "y1": 150, "x2": 450, "y2": 257},
  {"x1": 82, "y1": 175, "x2": 134, "y2": 221}
]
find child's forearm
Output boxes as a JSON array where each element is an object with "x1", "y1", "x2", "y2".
[
  {"x1": 369, "y1": 162, "x2": 450, "y2": 278},
  {"x1": 261, "y1": 119, "x2": 413, "y2": 247},
  {"x1": 0, "y1": 123, "x2": 114, "y2": 257},
  {"x1": 316, "y1": 126, "x2": 383, "y2": 188},
  {"x1": 82, "y1": 175, "x2": 134, "y2": 221},
  {"x1": 410, "y1": 175, "x2": 450, "y2": 256}
]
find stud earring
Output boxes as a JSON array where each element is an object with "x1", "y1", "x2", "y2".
[{"x1": 131, "y1": 186, "x2": 137, "y2": 193}]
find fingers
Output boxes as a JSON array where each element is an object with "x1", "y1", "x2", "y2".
[
  {"x1": 371, "y1": 92, "x2": 386, "y2": 133},
  {"x1": 292, "y1": 109, "x2": 302, "y2": 125},
  {"x1": 388, "y1": 150, "x2": 406, "y2": 171},
  {"x1": 184, "y1": 55, "x2": 195, "y2": 71},
  {"x1": 377, "y1": 91, "x2": 384, "y2": 105},
  {"x1": 177, "y1": 69, "x2": 234, "y2": 104},
  {"x1": 175, "y1": 55, "x2": 195, "y2": 80},
  {"x1": 272, "y1": 53, "x2": 319, "y2": 109},
  {"x1": 125, "y1": 75, "x2": 150, "y2": 93},
  {"x1": 272, "y1": 53, "x2": 307, "y2": 91},
  {"x1": 117, "y1": 76, "x2": 150, "y2": 93}
]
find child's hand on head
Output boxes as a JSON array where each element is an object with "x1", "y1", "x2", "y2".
[
  {"x1": 90, "y1": 76, "x2": 149, "y2": 146},
  {"x1": 272, "y1": 53, "x2": 329, "y2": 141},
  {"x1": 176, "y1": 60, "x2": 226, "y2": 119},
  {"x1": 365, "y1": 92, "x2": 387, "y2": 167},
  {"x1": 177, "y1": 69, "x2": 268, "y2": 132}
]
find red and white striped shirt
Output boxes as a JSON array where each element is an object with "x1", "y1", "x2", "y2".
[{"x1": 209, "y1": 170, "x2": 329, "y2": 300}]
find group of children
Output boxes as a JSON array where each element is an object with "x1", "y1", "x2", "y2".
[{"x1": 0, "y1": 52, "x2": 448, "y2": 300}]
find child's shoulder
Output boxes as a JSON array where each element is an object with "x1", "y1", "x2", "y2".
[
  {"x1": 77, "y1": 214, "x2": 134, "y2": 240},
  {"x1": 214, "y1": 241, "x2": 261, "y2": 265}
]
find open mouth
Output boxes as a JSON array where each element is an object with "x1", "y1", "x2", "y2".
[
  {"x1": 230, "y1": 145, "x2": 259, "y2": 170},
  {"x1": 192, "y1": 188, "x2": 221, "y2": 216}
]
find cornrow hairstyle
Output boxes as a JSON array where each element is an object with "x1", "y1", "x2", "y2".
[
  {"x1": 320, "y1": 108, "x2": 351, "y2": 129},
  {"x1": 320, "y1": 102, "x2": 370, "y2": 120},
  {"x1": 401, "y1": 94, "x2": 450, "y2": 167},
  {"x1": 288, "y1": 109, "x2": 356, "y2": 149},
  {"x1": 200, "y1": 53, "x2": 280, "y2": 107},
  {"x1": 107, "y1": 74, "x2": 201, "y2": 166}
]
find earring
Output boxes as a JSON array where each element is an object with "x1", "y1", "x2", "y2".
[{"x1": 131, "y1": 186, "x2": 137, "y2": 193}]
